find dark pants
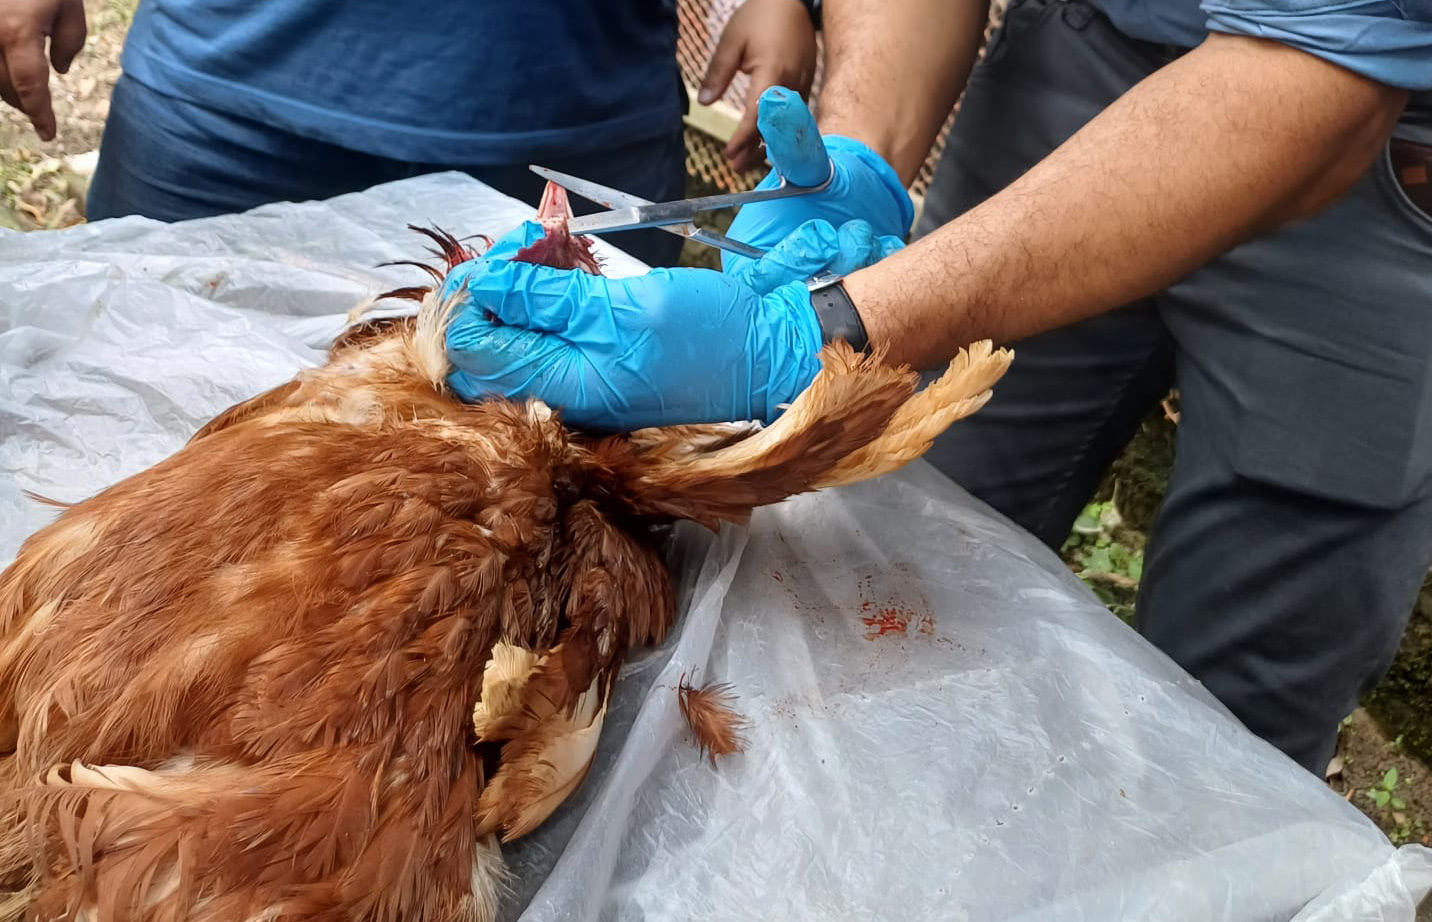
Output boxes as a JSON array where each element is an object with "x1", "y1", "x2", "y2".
[
  {"x1": 916, "y1": 0, "x2": 1432, "y2": 772},
  {"x1": 87, "y1": 75, "x2": 688, "y2": 267}
]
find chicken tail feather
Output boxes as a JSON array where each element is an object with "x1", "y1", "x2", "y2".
[
  {"x1": 604, "y1": 342, "x2": 917, "y2": 527},
  {"x1": 816, "y1": 340, "x2": 1014, "y2": 488}
]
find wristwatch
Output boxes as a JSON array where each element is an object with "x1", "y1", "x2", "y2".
[{"x1": 806, "y1": 273, "x2": 868, "y2": 352}]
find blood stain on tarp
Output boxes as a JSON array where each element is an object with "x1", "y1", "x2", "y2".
[
  {"x1": 861, "y1": 608, "x2": 909, "y2": 639},
  {"x1": 917, "y1": 615, "x2": 936, "y2": 635}
]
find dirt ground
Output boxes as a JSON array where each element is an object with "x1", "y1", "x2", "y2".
[
  {"x1": 4, "y1": 0, "x2": 1430, "y2": 903},
  {"x1": 0, "y1": 0, "x2": 131, "y2": 229}
]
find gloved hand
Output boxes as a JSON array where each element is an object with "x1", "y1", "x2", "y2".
[
  {"x1": 722, "y1": 86, "x2": 915, "y2": 279},
  {"x1": 441, "y1": 259, "x2": 823, "y2": 431},
  {"x1": 729, "y1": 217, "x2": 905, "y2": 295}
]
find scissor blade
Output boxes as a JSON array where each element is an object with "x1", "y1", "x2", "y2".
[
  {"x1": 564, "y1": 173, "x2": 836, "y2": 235},
  {"x1": 529, "y1": 165, "x2": 653, "y2": 210},
  {"x1": 562, "y1": 208, "x2": 769, "y2": 259},
  {"x1": 529, "y1": 164, "x2": 770, "y2": 260},
  {"x1": 564, "y1": 207, "x2": 650, "y2": 235}
]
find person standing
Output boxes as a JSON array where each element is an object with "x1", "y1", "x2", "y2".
[
  {"x1": 435, "y1": 0, "x2": 1432, "y2": 774},
  {"x1": 0, "y1": 0, "x2": 821, "y2": 267}
]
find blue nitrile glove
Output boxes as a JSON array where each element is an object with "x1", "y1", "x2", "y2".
[
  {"x1": 722, "y1": 86, "x2": 914, "y2": 279},
  {"x1": 729, "y1": 218, "x2": 905, "y2": 295},
  {"x1": 441, "y1": 258, "x2": 823, "y2": 431}
]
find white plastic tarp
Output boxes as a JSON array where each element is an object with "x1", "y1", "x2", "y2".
[{"x1": 1, "y1": 172, "x2": 1428, "y2": 922}]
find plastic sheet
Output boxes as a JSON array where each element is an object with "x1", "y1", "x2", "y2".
[{"x1": 2, "y1": 172, "x2": 1429, "y2": 922}]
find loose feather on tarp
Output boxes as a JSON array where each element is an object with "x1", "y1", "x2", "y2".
[{"x1": 676, "y1": 677, "x2": 749, "y2": 766}]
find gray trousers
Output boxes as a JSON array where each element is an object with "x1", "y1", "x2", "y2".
[{"x1": 916, "y1": 0, "x2": 1432, "y2": 773}]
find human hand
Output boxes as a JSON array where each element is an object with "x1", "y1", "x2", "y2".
[
  {"x1": 722, "y1": 87, "x2": 914, "y2": 279},
  {"x1": 729, "y1": 217, "x2": 904, "y2": 294},
  {"x1": 0, "y1": 0, "x2": 86, "y2": 141},
  {"x1": 441, "y1": 259, "x2": 822, "y2": 430},
  {"x1": 701, "y1": 0, "x2": 818, "y2": 173}
]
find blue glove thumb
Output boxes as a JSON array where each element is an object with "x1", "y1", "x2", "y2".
[
  {"x1": 754, "y1": 86, "x2": 831, "y2": 187},
  {"x1": 722, "y1": 87, "x2": 914, "y2": 276}
]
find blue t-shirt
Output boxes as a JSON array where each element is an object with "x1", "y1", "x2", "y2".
[
  {"x1": 1087, "y1": 0, "x2": 1432, "y2": 90},
  {"x1": 119, "y1": 0, "x2": 683, "y2": 166}
]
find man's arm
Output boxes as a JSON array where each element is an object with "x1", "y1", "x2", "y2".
[
  {"x1": 816, "y1": 0, "x2": 990, "y2": 183},
  {"x1": 845, "y1": 33, "x2": 1409, "y2": 370}
]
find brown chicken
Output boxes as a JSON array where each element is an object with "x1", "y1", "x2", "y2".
[{"x1": 0, "y1": 182, "x2": 1012, "y2": 922}]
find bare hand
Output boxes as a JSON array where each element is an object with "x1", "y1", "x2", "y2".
[
  {"x1": 0, "y1": 0, "x2": 86, "y2": 141},
  {"x1": 700, "y1": 0, "x2": 817, "y2": 173}
]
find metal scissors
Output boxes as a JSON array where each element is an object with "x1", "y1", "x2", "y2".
[{"x1": 528, "y1": 163, "x2": 833, "y2": 261}]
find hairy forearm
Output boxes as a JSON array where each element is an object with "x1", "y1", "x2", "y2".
[
  {"x1": 818, "y1": 0, "x2": 990, "y2": 182},
  {"x1": 845, "y1": 34, "x2": 1408, "y2": 369}
]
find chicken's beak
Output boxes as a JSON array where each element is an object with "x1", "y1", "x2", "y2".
[{"x1": 535, "y1": 181, "x2": 574, "y2": 224}]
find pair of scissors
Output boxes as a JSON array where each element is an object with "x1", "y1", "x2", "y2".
[{"x1": 528, "y1": 163, "x2": 833, "y2": 262}]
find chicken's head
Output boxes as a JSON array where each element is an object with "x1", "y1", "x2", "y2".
[
  {"x1": 375, "y1": 180, "x2": 602, "y2": 308},
  {"x1": 514, "y1": 181, "x2": 602, "y2": 275}
]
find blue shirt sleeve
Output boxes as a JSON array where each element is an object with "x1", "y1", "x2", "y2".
[{"x1": 1199, "y1": 0, "x2": 1432, "y2": 91}]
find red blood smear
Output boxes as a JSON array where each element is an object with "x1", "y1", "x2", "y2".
[{"x1": 861, "y1": 609, "x2": 908, "y2": 639}]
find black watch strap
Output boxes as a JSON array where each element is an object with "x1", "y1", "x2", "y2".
[
  {"x1": 808, "y1": 278, "x2": 869, "y2": 353},
  {"x1": 796, "y1": 0, "x2": 822, "y2": 28}
]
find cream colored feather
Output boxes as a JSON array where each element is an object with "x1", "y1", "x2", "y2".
[
  {"x1": 472, "y1": 644, "x2": 545, "y2": 742},
  {"x1": 476, "y1": 677, "x2": 606, "y2": 841},
  {"x1": 816, "y1": 340, "x2": 1014, "y2": 489}
]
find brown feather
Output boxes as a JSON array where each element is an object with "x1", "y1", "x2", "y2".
[
  {"x1": 676, "y1": 678, "x2": 749, "y2": 765},
  {"x1": 188, "y1": 378, "x2": 304, "y2": 442},
  {"x1": 599, "y1": 342, "x2": 918, "y2": 529},
  {"x1": 815, "y1": 340, "x2": 1014, "y2": 488},
  {"x1": 17, "y1": 492, "x2": 70, "y2": 510}
]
